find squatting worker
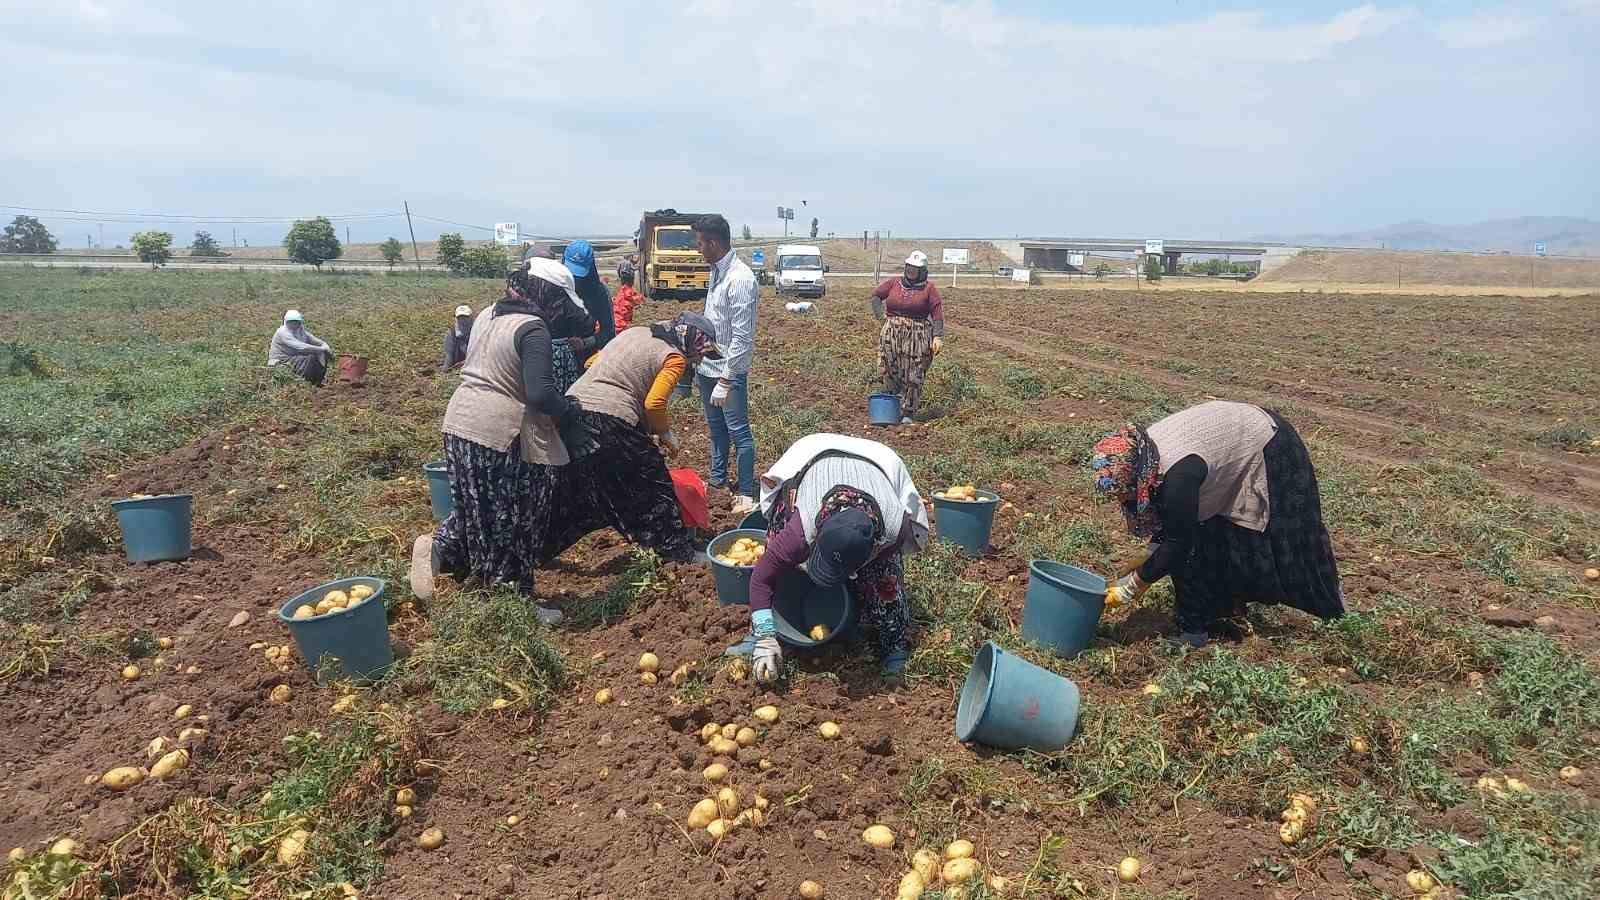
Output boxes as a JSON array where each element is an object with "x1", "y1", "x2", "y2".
[
  {"x1": 613, "y1": 260, "x2": 643, "y2": 333},
  {"x1": 267, "y1": 309, "x2": 333, "y2": 386},
  {"x1": 728, "y1": 433, "x2": 930, "y2": 682},
  {"x1": 1091, "y1": 400, "x2": 1345, "y2": 648},
  {"x1": 561, "y1": 239, "x2": 616, "y2": 359},
  {"x1": 440, "y1": 304, "x2": 474, "y2": 370},
  {"x1": 694, "y1": 214, "x2": 760, "y2": 516},
  {"x1": 503, "y1": 259, "x2": 601, "y2": 393},
  {"x1": 409, "y1": 261, "x2": 589, "y2": 626},
  {"x1": 535, "y1": 314, "x2": 723, "y2": 564},
  {"x1": 870, "y1": 250, "x2": 944, "y2": 424}
]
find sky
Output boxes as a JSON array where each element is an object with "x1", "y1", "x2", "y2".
[{"x1": 1, "y1": 0, "x2": 1596, "y2": 248}]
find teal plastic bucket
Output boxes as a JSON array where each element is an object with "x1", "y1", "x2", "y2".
[
  {"x1": 770, "y1": 568, "x2": 854, "y2": 649},
  {"x1": 738, "y1": 509, "x2": 767, "y2": 531},
  {"x1": 868, "y1": 393, "x2": 902, "y2": 425},
  {"x1": 955, "y1": 640, "x2": 1081, "y2": 752},
  {"x1": 276, "y1": 577, "x2": 393, "y2": 682},
  {"x1": 1020, "y1": 560, "x2": 1107, "y2": 659},
  {"x1": 423, "y1": 461, "x2": 451, "y2": 520},
  {"x1": 708, "y1": 528, "x2": 767, "y2": 606},
  {"x1": 932, "y1": 489, "x2": 1001, "y2": 556},
  {"x1": 110, "y1": 494, "x2": 193, "y2": 563}
]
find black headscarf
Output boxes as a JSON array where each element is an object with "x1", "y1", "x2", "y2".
[
  {"x1": 901, "y1": 265, "x2": 929, "y2": 291},
  {"x1": 501, "y1": 266, "x2": 571, "y2": 322}
]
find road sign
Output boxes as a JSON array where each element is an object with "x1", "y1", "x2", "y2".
[
  {"x1": 942, "y1": 248, "x2": 970, "y2": 265},
  {"x1": 1011, "y1": 268, "x2": 1031, "y2": 283},
  {"x1": 785, "y1": 208, "x2": 795, "y2": 220},
  {"x1": 1144, "y1": 239, "x2": 1164, "y2": 255},
  {"x1": 1068, "y1": 252, "x2": 1085, "y2": 267},
  {"x1": 1535, "y1": 242, "x2": 1547, "y2": 257},
  {"x1": 494, "y1": 223, "x2": 520, "y2": 246},
  {"x1": 752, "y1": 248, "x2": 765, "y2": 265}
]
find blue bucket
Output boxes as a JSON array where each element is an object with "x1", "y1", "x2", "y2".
[
  {"x1": 276, "y1": 577, "x2": 393, "y2": 682},
  {"x1": 708, "y1": 528, "x2": 767, "y2": 606},
  {"x1": 423, "y1": 461, "x2": 452, "y2": 520},
  {"x1": 770, "y1": 568, "x2": 854, "y2": 650},
  {"x1": 932, "y1": 489, "x2": 1001, "y2": 556},
  {"x1": 868, "y1": 393, "x2": 902, "y2": 426},
  {"x1": 1020, "y1": 560, "x2": 1107, "y2": 659},
  {"x1": 110, "y1": 494, "x2": 193, "y2": 563},
  {"x1": 955, "y1": 640, "x2": 1081, "y2": 752}
]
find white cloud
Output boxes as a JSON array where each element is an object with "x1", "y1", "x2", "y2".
[{"x1": 1434, "y1": 6, "x2": 1549, "y2": 48}]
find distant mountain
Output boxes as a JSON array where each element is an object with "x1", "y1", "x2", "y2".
[{"x1": 1256, "y1": 217, "x2": 1600, "y2": 256}]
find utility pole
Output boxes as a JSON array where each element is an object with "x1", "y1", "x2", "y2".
[
  {"x1": 346, "y1": 226, "x2": 351, "y2": 247},
  {"x1": 404, "y1": 201, "x2": 423, "y2": 277},
  {"x1": 233, "y1": 227, "x2": 238, "y2": 248}
]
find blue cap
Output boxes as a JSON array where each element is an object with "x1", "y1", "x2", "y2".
[{"x1": 562, "y1": 240, "x2": 594, "y2": 278}]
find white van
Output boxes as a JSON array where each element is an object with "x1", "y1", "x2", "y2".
[{"x1": 774, "y1": 244, "x2": 826, "y2": 298}]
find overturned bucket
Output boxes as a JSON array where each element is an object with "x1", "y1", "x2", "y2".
[
  {"x1": 868, "y1": 393, "x2": 902, "y2": 426},
  {"x1": 111, "y1": 493, "x2": 193, "y2": 563},
  {"x1": 276, "y1": 577, "x2": 393, "y2": 682},
  {"x1": 422, "y1": 461, "x2": 452, "y2": 521},
  {"x1": 1020, "y1": 560, "x2": 1107, "y2": 659},
  {"x1": 932, "y1": 489, "x2": 1001, "y2": 556},
  {"x1": 955, "y1": 640, "x2": 1081, "y2": 752}
]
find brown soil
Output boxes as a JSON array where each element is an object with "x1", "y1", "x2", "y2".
[{"x1": 1262, "y1": 248, "x2": 1600, "y2": 290}]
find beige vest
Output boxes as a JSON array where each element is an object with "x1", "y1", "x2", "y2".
[
  {"x1": 441, "y1": 307, "x2": 569, "y2": 466},
  {"x1": 567, "y1": 326, "x2": 675, "y2": 428},
  {"x1": 1147, "y1": 401, "x2": 1276, "y2": 532}
]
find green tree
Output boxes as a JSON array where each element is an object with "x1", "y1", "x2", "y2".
[
  {"x1": 1142, "y1": 254, "x2": 1163, "y2": 282},
  {"x1": 130, "y1": 231, "x2": 174, "y2": 269},
  {"x1": 741, "y1": 224, "x2": 752, "y2": 240},
  {"x1": 282, "y1": 217, "x2": 343, "y2": 269},
  {"x1": 189, "y1": 230, "x2": 227, "y2": 257},
  {"x1": 436, "y1": 233, "x2": 466, "y2": 273},
  {"x1": 460, "y1": 244, "x2": 509, "y2": 279},
  {"x1": 1, "y1": 215, "x2": 58, "y2": 254},
  {"x1": 380, "y1": 237, "x2": 405, "y2": 268}
]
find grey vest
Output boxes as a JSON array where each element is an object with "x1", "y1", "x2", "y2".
[
  {"x1": 1147, "y1": 401, "x2": 1276, "y2": 532},
  {"x1": 567, "y1": 326, "x2": 675, "y2": 428},
  {"x1": 441, "y1": 307, "x2": 568, "y2": 466}
]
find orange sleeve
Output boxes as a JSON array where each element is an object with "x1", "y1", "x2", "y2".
[{"x1": 644, "y1": 353, "x2": 686, "y2": 434}]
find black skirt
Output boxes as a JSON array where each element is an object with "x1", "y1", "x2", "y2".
[
  {"x1": 1172, "y1": 412, "x2": 1344, "y2": 630},
  {"x1": 536, "y1": 411, "x2": 694, "y2": 565},
  {"x1": 432, "y1": 434, "x2": 555, "y2": 594}
]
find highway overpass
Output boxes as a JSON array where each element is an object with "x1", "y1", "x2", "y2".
[{"x1": 1020, "y1": 239, "x2": 1291, "y2": 274}]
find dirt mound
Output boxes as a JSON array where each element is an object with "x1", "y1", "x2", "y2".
[{"x1": 1261, "y1": 248, "x2": 1600, "y2": 290}]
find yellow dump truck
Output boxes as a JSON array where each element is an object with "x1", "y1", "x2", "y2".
[{"x1": 638, "y1": 210, "x2": 713, "y2": 302}]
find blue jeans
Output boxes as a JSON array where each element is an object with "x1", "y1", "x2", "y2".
[{"x1": 698, "y1": 372, "x2": 756, "y2": 498}]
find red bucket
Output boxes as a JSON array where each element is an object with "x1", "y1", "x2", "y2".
[{"x1": 337, "y1": 354, "x2": 369, "y2": 382}]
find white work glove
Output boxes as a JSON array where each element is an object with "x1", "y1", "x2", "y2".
[
  {"x1": 931, "y1": 337, "x2": 944, "y2": 354},
  {"x1": 710, "y1": 380, "x2": 731, "y2": 408},
  {"x1": 659, "y1": 429, "x2": 682, "y2": 458},
  {"x1": 752, "y1": 636, "x2": 783, "y2": 684}
]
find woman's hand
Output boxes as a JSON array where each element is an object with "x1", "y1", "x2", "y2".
[
  {"x1": 931, "y1": 337, "x2": 943, "y2": 354},
  {"x1": 658, "y1": 430, "x2": 683, "y2": 457},
  {"x1": 752, "y1": 636, "x2": 783, "y2": 683}
]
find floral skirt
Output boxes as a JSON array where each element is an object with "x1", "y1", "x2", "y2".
[
  {"x1": 433, "y1": 434, "x2": 554, "y2": 594},
  {"x1": 879, "y1": 317, "x2": 935, "y2": 415}
]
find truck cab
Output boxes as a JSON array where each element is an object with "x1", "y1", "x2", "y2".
[
  {"x1": 774, "y1": 244, "x2": 826, "y2": 298},
  {"x1": 638, "y1": 210, "x2": 714, "y2": 302}
]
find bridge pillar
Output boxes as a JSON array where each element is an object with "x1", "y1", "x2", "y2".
[{"x1": 1163, "y1": 252, "x2": 1181, "y2": 275}]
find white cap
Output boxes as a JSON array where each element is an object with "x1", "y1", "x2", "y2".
[
  {"x1": 454, "y1": 304, "x2": 472, "y2": 317},
  {"x1": 905, "y1": 250, "x2": 929, "y2": 268},
  {"x1": 284, "y1": 309, "x2": 304, "y2": 323},
  {"x1": 524, "y1": 257, "x2": 584, "y2": 308}
]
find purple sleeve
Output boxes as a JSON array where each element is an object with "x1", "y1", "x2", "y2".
[{"x1": 749, "y1": 516, "x2": 811, "y2": 614}]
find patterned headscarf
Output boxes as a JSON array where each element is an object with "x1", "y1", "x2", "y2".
[
  {"x1": 815, "y1": 485, "x2": 886, "y2": 544},
  {"x1": 1091, "y1": 425, "x2": 1164, "y2": 539},
  {"x1": 502, "y1": 265, "x2": 570, "y2": 321},
  {"x1": 649, "y1": 312, "x2": 720, "y2": 362}
]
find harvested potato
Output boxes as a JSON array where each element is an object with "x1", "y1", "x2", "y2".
[
  {"x1": 269, "y1": 684, "x2": 292, "y2": 703},
  {"x1": 277, "y1": 829, "x2": 310, "y2": 866},
  {"x1": 818, "y1": 722, "x2": 841, "y2": 740},
  {"x1": 157, "y1": 637, "x2": 173, "y2": 650},
  {"x1": 173, "y1": 704, "x2": 193, "y2": 720},
  {"x1": 315, "y1": 599, "x2": 337, "y2": 615},
  {"x1": 1141, "y1": 683, "x2": 1161, "y2": 697},
  {"x1": 711, "y1": 737, "x2": 739, "y2": 756},
  {"x1": 720, "y1": 723, "x2": 739, "y2": 741},
  {"x1": 322, "y1": 590, "x2": 349, "y2": 606},
  {"x1": 808, "y1": 624, "x2": 831, "y2": 641},
  {"x1": 594, "y1": 689, "x2": 613, "y2": 705},
  {"x1": 716, "y1": 787, "x2": 741, "y2": 818},
  {"x1": 1505, "y1": 776, "x2": 1530, "y2": 793},
  {"x1": 292, "y1": 605, "x2": 315, "y2": 620},
  {"x1": 396, "y1": 788, "x2": 416, "y2": 807},
  {"x1": 1117, "y1": 857, "x2": 1141, "y2": 883},
  {"x1": 121, "y1": 664, "x2": 140, "y2": 681},
  {"x1": 912, "y1": 848, "x2": 941, "y2": 884},
  {"x1": 1584, "y1": 567, "x2": 1599, "y2": 583},
  {"x1": 798, "y1": 880, "x2": 824, "y2": 899},
  {"x1": 639, "y1": 672, "x2": 658, "y2": 685},
  {"x1": 942, "y1": 857, "x2": 980, "y2": 885},
  {"x1": 1288, "y1": 792, "x2": 1317, "y2": 812},
  {"x1": 735, "y1": 726, "x2": 757, "y2": 748},
  {"x1": 349, "y1": 584, "x2": 375, "y2": 601},
  {"x1": 754, "y1": 705, "x2": 780, "y2": 724},
  {"x1": 150, "y1": 749, "x2": 189, "y2": 780},
  {"x1": 861, "y1": 824, "x2": 895, "y2": 849},
  {"x1": 706, "y1": 818, "x2": 733, "y2": 839},
  {"x1": 1349, "y1": 736, "x2": 1369, "y2": 755},
  {"x1": 331, "y1": 694, "x2": 358, "y2": 714},
  {"x1": 699, "y1": 722, "x2": 721, "y2": 743},
  {"x1": 945, "y1": 839, "x2": 975, "y2": 860},
  {"x1": 416, "y1": 827, "x2": 444, "y2": 850},
  {"x1": 687, "y1": 798, "x2": 719, "y2": 829},
  {"x1": 49, "y1": 839, "x2": 79, "y2": 857},
  {"x1": 148, "y1": 736, "x2": 172, "y2": 759},
  {"x1": 670, "y1": 662, "x2": 695, "y2": 686},
  {"x1": 1280, "y1": 806, "x2": 1307, "y2": 824},
  {"x1": 7, "y1": 847, "x2": 25, "y2": 863},
  {"x1": 896, "y1": 870, "x2": 925, "y2": 899},
  {"x1": 638, "y1": 652, "x2": 660, "y2": 673},
  {"x1": 393, "y1": 805, "x2": 413, "y2": 819},
  {"x1": 703, "y1": 763, "x2": 729, "y2": 783},
  {"x1": 506, "y1": 815, "x2": 521, "y2": 827},
  {"x1": 1405, "y1": 870, "x2": 1436, "y2": 893},
  {"x1": 759, "y1": 758, "x2": 774, "y2": 771},
  {"x1": 1559, "y1": 765, "x2": 1582, "y2": 782},
  {"x1": 1280, "y1": 821, "x2": 1304, "y2": 845},
  {"x1": 987, "y1": 874, "x2": 1010, "y2": 894},
  {"x1": 177, "y1": 727, "x2": 207, "y2": 743},
  {"x1": 100, "y1": 766, "x2": 146, "y2": 790}
]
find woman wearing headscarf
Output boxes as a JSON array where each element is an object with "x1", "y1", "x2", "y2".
[
  {"x1": 612, "y1": 259, "x2": 643, "y2": 333},
  {"x1": 535, "y1": 313, "x2": 722, "y2": 564},
  {"x1": 870, "y1": 250, "x2": 945, "y2": 424},
  {"x1": 409, "y1": 261, "x2": 589, "y2": 625},
  {"x1": 506, "y1": 259, "x2": 600, "y2": 392},
  {"x1": 1090, "y1": 401, "x2": 1344, "y2": 648},
  {"x1": 727, "y1": 434, "x2": 930, "y2": 682},
  {"x1": 440, "y1": 304, "x2": 474, "y2": 370},
  {"x1": 267, "y1": 309, "x2": 333, "y2": 386},
  {"x1": 561, "y1": 239, "x2": 616, "y2": 359}
]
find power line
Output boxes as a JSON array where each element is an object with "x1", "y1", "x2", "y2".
[{"x1": 0, "y1": 204, "x2": 403, "y2": 224}]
